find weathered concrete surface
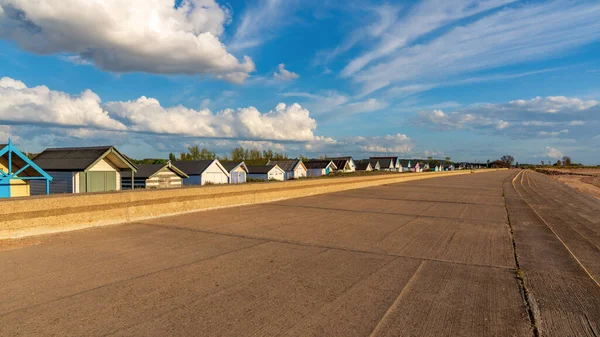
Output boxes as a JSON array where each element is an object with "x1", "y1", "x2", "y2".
[
  {"x1": 0, "y1": 170, "x2": 503, "y2": 239},
  {"x1": 3, "y1": 170, "x2": 597, "y2": 336},
  {"x1": 505, "y1": 170, "x2": 600, "y2": 336}
]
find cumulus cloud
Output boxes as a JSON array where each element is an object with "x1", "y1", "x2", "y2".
[
  {"x1": 0, "y1": 0, "x2": 255, "y2": 82},
  {"x1": 509, "y1": 96, "x2": 598, "y2": 114},
  {"x1": 273, "y1": 64, "x2": 300, "y2": 81},
  {"x1": 303, "y1": 133, "x2": 413, "y2": 155},
  {"x1": 545, "y1": 146, "x2": 563, "y2": 159},
  {"x1": 417, "y1": 109, "x2": 508, "y2": 131},
  {"x1": 417, "y1": 96, "x2": 600, "y2": 140},
  {"x1": 0, "y1": 77, "x2": 321, "y2": 142},
  {"x1": 0, "y1": 77, "x2": 127, "y2": 130},
  {"x1": 354, "y1": 133, "x2": 413, "y2": 153},
  {"x1": 106, "y1": 99, "x2": 318, "y2": 141}
]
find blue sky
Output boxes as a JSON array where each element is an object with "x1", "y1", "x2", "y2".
[{"x1": 0, "y1": 0, "x2": 599, "y2": 164}]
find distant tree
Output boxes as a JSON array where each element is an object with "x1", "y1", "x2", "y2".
[
  {"x1": 298, "y1": 155, "x2": 310, "y2": 162},
  {"x1": 515, "y1": 161, "x2": 519, "y2": 168},
  {"x1": 445, "y1": 156, "x2": 451, "y2": 163},
  {"x1": 487, "y1": 159, "x2": 490, "y2": 168},
  {"x1": 555, "y1": 159, "x2": 561, "y2": 166},
  {"x1": 168, "y1": 152, "x2": 176, "y2": 161},
  {"x1": 541, "y1": 160, "x2": 545, "y2": 166},
  {"x1": 500, "y1": 155, "x2": 515, "y2": 167},
  {"x1": 562, "y1": 156, "x2": 572, "y2": 166}
]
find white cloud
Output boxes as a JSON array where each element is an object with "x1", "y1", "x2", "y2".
[
  {"x1": 545, "y1": 146, "x2": 563, "y2": 159},
  {"x1": 303, "y1": 133, "x2": 413, "y2": 155},
  {"x1": 347, "y1": 1, "x2": 600, "y2": 95},
  {"x1": 343, "y1": 99, "x2": 388, "y2": 115},
  {"x1": 509, "y1": 96, "x2": 598, "y2": 114},
  {"x1": 417, "y1": 109, "x2": 508, "y2": 130},
  {"x1": 538, "y1": 129, "x2": 568, "y2": 137},
  {"x1": 416, "y1": 95, "x2": 600, "y2": 140},
  {"x1": 0, "y1": 77, "x2": 127, "y2": 130},
  {"x1": 342, "y1": 0, "x2": 516, "y2": 78},
  {"x1": 273, "y1": 63, "x2": 300, "y2": 81},
  {"x1": 105, "y1": 99, "x2": 318, "y2": 141},
  {"x1": 0, "y1": 0, "x2": 255, "y2": 82},
  {"x1": 0, "y1": 76, "x2": 321, "y2": 142},
  {"x1": 228, "y1": 0, "x2": 294, "y2": 51},
  {"x1": 281, "y1": 91, "x2": 387, "y2": 116},
  {"x1": 354, "y1": 133, "x2": 413, "y2": 154}
]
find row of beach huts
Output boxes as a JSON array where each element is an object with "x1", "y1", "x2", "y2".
[{"x1": 0, "y1": 141, "x2": 484, "y2": 198}]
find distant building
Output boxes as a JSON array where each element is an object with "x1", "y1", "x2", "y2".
[
  {"x1": 304, "y1": 160, "x2": 337, "y2": 177},
  {"x1": 121, "y1": 161, "x2": 188, "y2": 189},
  {"x1": 246, "y1": 164, "x2": 285, "y2": 181},
  {"x1": 219, "y1": 161, "x2": 249, "y2": 184},
  {"x1": 330, "y1": 157, "x2": 356, "y2": 172},
  {"x1": 0, "y1": 139, "x2": 52, "y2": 198},
  {"x1": 370, "y1": 157, "x2": 400, "y2": 171},
  {"x1": 355, "y1": 160, "x2": 373, "y2": 171},
  {"x1": 32, "y1": 145, "x2": 136, "y2": 194},
  {"x1": 175, "y1": 160, "x2": 230, "y2": 186},
  {"x1": 268, "y1": 159, "x2": 307, "y2": 180}
]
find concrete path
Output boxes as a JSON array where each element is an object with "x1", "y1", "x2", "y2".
[{"x1": 1, "y1": 170, "x2": 598, "y2": 336}]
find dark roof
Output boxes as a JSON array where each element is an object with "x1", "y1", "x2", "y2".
[
  {"x1": 371, "y1": 157, "x2": 394, "y2": 168},
  {"x1": 247, "y1": 164, "x2": 280, "y2": 174},
  {"x1": 355, "y1": 161, "x2": 371, "y2": 170},
  {"x1": 304, "y1": 160, "x2": 336, "y2": 169},
  {"x1": 399, "y1": 159, "x2": 411, "y2": 167},
  {"x1": 331, "y1": 159, "x2": 349, "y2": 170},
  {"x1": 33, "y1": 146, "x2": 136, "y2": 171},
  {"x1": 121, "y1": 163, "x2": 188, "y2": 179},
  {"x1": 268, "y1": 159, "x2": 301, "y2": 172},
  {"x1": 219, "y1": 161, "x2": 247, "y2": 172},
  {"x1": 171, "y1": 160, "x2": 216, "y2": 175},
  {"x1": 368, "y1": 159, "x2": 380, "y2": 167}
]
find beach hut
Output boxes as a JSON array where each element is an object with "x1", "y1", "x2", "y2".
[
  {"x1": 220, "y1": 161, "x2": 249, "y2": 184},
  {"x1": 304, "y1": 160, "x2": 337, "y2": 177},
  {"x1": 121, "y1": 161, "x2": 188, "y2": 189},
  {"x1": 175, "y1": 159, "x2": 230, "y2": 186},
  {"x1": 355, "y1": 160, "x2": 373, "y2": 171},
  {"x1": 267, "y1": 159, "x2": 307, "y2": 180},
  {"x1": 0, "y1": 138, "x2": 52, "y2": 198},
  {"x1": 31, "y1": 145, "x2": 136, "y2": 194},
  {"x1": 246, "y1": 164, "x2": 285, "y2": 181},
  {"x1": 330, "y1": 157, "x2": 356, "y2": 172}
]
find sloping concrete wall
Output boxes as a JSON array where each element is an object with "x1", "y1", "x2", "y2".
[{"x1": 0, "y1": 169, "x2": 506, "y2": 239}]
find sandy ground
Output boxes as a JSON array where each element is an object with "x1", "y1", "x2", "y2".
[
  {"x1": 1, "y1": 170, "x2": 599, "y2": 336},
  {"x1": 551, "y1": 175, "x2": 600, "y2": 200},
  {"x1": 544, "y1": 167, "x2": 600, "y2": 175}
]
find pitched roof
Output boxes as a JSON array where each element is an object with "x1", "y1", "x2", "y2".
[
  {"x1": 246, "y1": 164, "x2": 282, "y2": 174},
  {"x1": 0, "y1": 143, "x2": 51, "y2": 178},
  {"x1": 330, "y1": 158, "x2": 350, "y2": 170},
  {"x1": 121, "y1": 162, "x2": 188, "y2": 179},
  {"x1": 304, "y1": 160, "x2": 337, "y2": 170},
  {"x1": 370, "y1": 156, "x2": 395, "y2": 168},
  {"x1": 399, "y1": 159, "x2": 411, "y2": 167},
  {"x1": 268, "y1": 159, "x2": 301, "y2": 172},
  {"x1": 33, "y1": 146, "x2": 137, "y2": 172},
  {"x1": 355, "y1": 161, "x2": 372, "y2": 170},
  {"x1": 219, "y1": 161, "x2": 248, "y2": 173},
  {"x1": 171, "y1": 160, "x2": 216, "y2": 175}
]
